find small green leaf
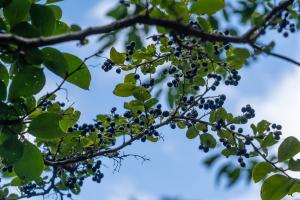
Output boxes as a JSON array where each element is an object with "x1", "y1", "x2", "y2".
[
  {"x1": 200, "y1": 133, "x2": 217, "y2": 148},
  {"x1": 278, "y1": 136, "x2": 300, "y2": 162},
  {"x1": 133, "y1": 87, "x2": 151, "y2": 101},
  {"x1": 191, "y1": 0, "x2": 225, "y2": 16},
  {"x1": 3, "y1": 0, "x2": 31, "y2": 26},
  {"x1": 186, "y1": 126, "x2": 199, "y2": 139},
  {"x1": 221, "y1": 148, "x2": 237, "y2": 158},
  {"x1": 251, "y1": 12, "x2": 264, "y2": 26},
  {"x1": 146, "y1": 135, "x2": 159, "y2": 143},
  {"x1": 261, "y1": 133, "x2": 277, "y2": 148},
  {"x1": 124, "y1": 100, "x2": 144, "y2": 112},
  {"x1": 261, "y1": 174, "x2": 294, "y2": 200},
  {"x1": 14, "y1": 142, "x2": 44, "y2": 181},
  {"x1": 59, "y1": 108, "x2": 80, "y2": 132},
  {"x1": 29, "y1": 113, "x2": 66, "y2": 139},
  {"x1": 110, "y1": 47, "x2": 126, "y2": 65},
  {"x1": 113, "y1": 83, "x2": 136, "y2": 97},
  {"x1": 9, "y1": 66, "x2": 45, "y2": 99},
  {"x1": 257, "y1": 120, "x2": 270, "y2": 135},
  {"x1": 30, "y1": 4, "x2": 56, "y2": 36},
  {"x1": 144, "y1": 98, "x2": 158, "y2": 109},
  {"x1": 288, "y1": 159, "x2": 300, "y2": 171},
  {"x1": 124, "y1": 73, "x2": 136, "y2": 84},
  {"x1": 252, "y1": 162, "x2": 275, "y2": 183}
]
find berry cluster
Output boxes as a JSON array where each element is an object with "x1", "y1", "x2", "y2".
[
  {"x1": 101, "y1": 59, "x2": 114, "y2": 72},
  {"x1": 125, "y1": 41, "x2": 136, "y2": 61},
  {"x1": 2, "y1": 165, "x2": 13, "y2": 173},
  {"x1": 41, "y1": 99, "x2": 65, "y2": 111},
  {"x1": 224, "y1": 70, "x2": 241, "y2": 86},
  {"x1": 276, "y1": 12, "x2": 296, "y2": 38},
  {"x1": 241, "y1": 104, "x2": 256, "y2": 123},
  {"x1": 20, "y1": 183, "x2": 37, "y2": 197}
]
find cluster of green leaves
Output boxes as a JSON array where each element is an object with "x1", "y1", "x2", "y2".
[{"x1": 0, "y1": 0, "x2": 93, "y2": 198}]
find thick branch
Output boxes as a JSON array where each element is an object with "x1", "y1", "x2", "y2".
[
  {"x1": 0, "y1": 118, "x2": 22, "y2": 125},
  {"x1": 0, "y1": 15, "x2": 247, "y2": 47}
]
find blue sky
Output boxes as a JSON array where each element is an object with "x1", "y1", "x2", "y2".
[{"x1": 37, "y1": 1, "x2": 300, "y2": 199}]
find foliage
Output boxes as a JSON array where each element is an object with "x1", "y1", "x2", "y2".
[{"x1": 0, "y1": 0, "x2": 299, "y2": 199}]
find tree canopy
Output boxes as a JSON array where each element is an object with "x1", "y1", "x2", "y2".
[{"x1": 0, "y1": 0, "x2": 300, "y2": 199}]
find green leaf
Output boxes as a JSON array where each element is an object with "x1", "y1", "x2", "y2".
[
  {"x1": 63, "y1": 53, "x2": 91, "y2": 90},
  {"x1": 53, "y1": 21, "x2": 70, "y2": 35},
  {"x1": 200, "y1": 133, "x2": 217, "y2": 148},
  {"x1": 14, "y1": 142, "x2": 44, "y2": 181},
  {"x1": 233, "y1": 48, "x2": 250, "y2": 60},
  {"x1": 257, "y1": 120, "x2": 270, "y2": 135},
  {"x1": 261, "y1": 133, "x2": 277, "y2": 148},
  {"x1": 42, "y1": 47, "x2": 69, "y2": 77},
  {"x1": 9, "y1": 66, "x2": 45, "y2": 99},
  {"x1": 124, "y1": 73, "x2": 136, "y2": 84},
  {"x1": 0, "y1": 137, "x2": 23, "y2": 165},
  {"x1": 0, "y1": 81, "x2": 6, "y2": 101},
  {"x1": 251, "y1": 12, "x2": 264, "y2": 26},
  {"x1": 24, "y1": 48, "x2": 43, "y2": 65},
  {"x1": 113, "y1": 83, "x2": 136, "y2": 97},
  {"x1": 186, "y1": 126, "x2": 199, "y2": 139},
  {"x1": 47, "y1": 0, "x2": 63, "y2": 3},
  {"x1": 3, "y1": 0, "x2": 31, "y2": 26},
  {"x1": 133, "y1": 87, "x2": 151, "y2": 101},
  {"x1": 29, "y1": 113, "x2": 66, "y2": 139},
  {"x1": 146, "y1": 135, "x2": 159, "y2": 143},
  {"x1": 221, "y1": 148, "x2": 237, "y2": 158},
  {"x1": 0, "y1": 63, "x2": 9, "y2": 85},
  {"x1": 124, "y1": 100, "x2": 144, "y2": 112},
  {"x1": 278, "y1": 136, "x2": 300, "y2": 162},
  {"x1": 261, "y1": 174, "x2": 294, "y2": 200},
  {"x1": 11, "y1": 22, "x2": 40, "y2": 38},
  {"x1": 288, "y1": 159, "x2": 300, "y2": 171},
  {"x1": 107, "y1": 5, "x2": 128, "y2": 20},
  {"x1": 110, "y1": 47, "x2": 126, "y2": 65},
  {"x1": 48, "y1": 5, "x2": 62, "y2": 20},
  {"x1": 252, "y1": 162, "x2": 275, "y2": 183},
  {"x1": 226, "y1": 48, "x2": 250, "y2": 70},
  {"x1": 59, "y1": 108, "x2": 80, "y2": 132},
  {"x1": 30, "y1": 4, "x2": 56, "y2": 36},
  {"x1": 144, "y1": 98, "x2": 158, "y2": 109},
  {"x1": 191, "y1": 0, "x2": 225, "y2": 16},
  {"x1": 288, "y1": 182, "x2": 300, "y2": 196}
]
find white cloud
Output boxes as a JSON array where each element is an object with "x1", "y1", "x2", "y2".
[
  {"x1": 241, "y1": 67, "x2": 300, "y2": 138},
  {"x1": 106, "y1": 178, "x2": 158, "y2": 200},
  {"x1": 88, "y1": 0, "x2": 118, "y2": 23}
]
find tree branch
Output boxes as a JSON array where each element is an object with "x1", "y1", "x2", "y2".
[
  {"x1": 0, "y1": 0, "x2": 294, "y2": 48},
  {"x1": 0, "y1": 15, "x2": 249, "y2": 47},
  {"x1": 244, "y1": 0, "x2": 294, "y2": 40},
  {"x1": 251, "y1": 43, "x2": 300, "y2": 66}
]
